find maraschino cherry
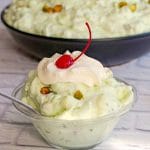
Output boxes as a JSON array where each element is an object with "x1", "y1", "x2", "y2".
[{"x1": 55, "y1": 22, "x2": 92, "y2": 69}]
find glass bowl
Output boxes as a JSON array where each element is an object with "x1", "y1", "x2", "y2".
[{"x1": 12, "y1": 81, "x2": 136, "y2": 150}]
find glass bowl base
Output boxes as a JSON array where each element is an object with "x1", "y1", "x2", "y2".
[{"x1": 51, "y1": 142, "x2": 101, "y2": 150}]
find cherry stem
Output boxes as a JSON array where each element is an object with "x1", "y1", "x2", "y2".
[{"x1": 73, "y1": 22, "x2": 92, "y2": 62}]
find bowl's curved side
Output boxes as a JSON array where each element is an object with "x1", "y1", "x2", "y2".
[
  {"x1": 31, "y1": 115, "x2": 119, "y2": 149},
  {"x1": 11, "y1": 79, "x2": 136, "y2": 149},
  {"x1": 5, "y1": 25, "x2": 150, "y2": 66}
]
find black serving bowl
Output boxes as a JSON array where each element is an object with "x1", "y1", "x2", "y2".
[{"x1": 1, "y1": 6, "x2": 150, "y2": 66}]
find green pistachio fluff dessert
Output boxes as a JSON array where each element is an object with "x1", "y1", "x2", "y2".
[
  {"x1": 4, "y1": 0, "x2": 150, "y2": 38},
  {"x1": 22, "y1": 51, "x2": 133, "y2": 120}
]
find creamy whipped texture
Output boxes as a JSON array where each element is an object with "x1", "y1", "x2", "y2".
[
  {"x1": 38, "y1": 51, "x2": 112, "y2": 87},
  {"x1": 4, "y1": 0, "x2": 150, "y2": 38},
  {"x1": 22, "y1": 51, "x2": 134, "y2": 120}
]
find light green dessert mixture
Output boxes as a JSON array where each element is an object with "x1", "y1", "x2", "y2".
[
  {"x1": 22, "y1": 71, "x2": 133, "y2": 120},
  {"x1": 4, "y1": 0, "x2": 150, "y2": 38}
]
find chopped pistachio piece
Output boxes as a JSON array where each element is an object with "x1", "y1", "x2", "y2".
[
  {"x1": 118, "y1": 1, "x2": 128, "y2": 8},
  {"x1": 53, "y1": 4, "x2": 63, "y2": 13},
  {"x1": 42, "y1": 5, "x2": 53, "y2": 13},
  {"x1": 129, "y1": 4, "x2": 137, "y2": 12},
  {"x1": 42, "y1": 4, "x2": 63, "y2": 13},
  {"x1": 74, "y1": 90, "x2": 83, "y2": 100},
  {"x1": 40, "y1": 87, "x2": 52, "y2": 94}
]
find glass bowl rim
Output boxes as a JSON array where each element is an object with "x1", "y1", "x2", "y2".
[{"x1": 11, "y1": 78, "x2": 137, "y2": 123}]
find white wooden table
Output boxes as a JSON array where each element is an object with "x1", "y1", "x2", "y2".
[{"x1": 0, "y1": 1, "x2": 150, "y2": 150}]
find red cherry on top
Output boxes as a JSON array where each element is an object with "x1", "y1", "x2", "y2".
[
  {"x1": 55, "y1": 22, "x2": 92, "y2": 69},
  {"x1": 55, "y1": 54, "x2": 74, "y2": 69}
]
